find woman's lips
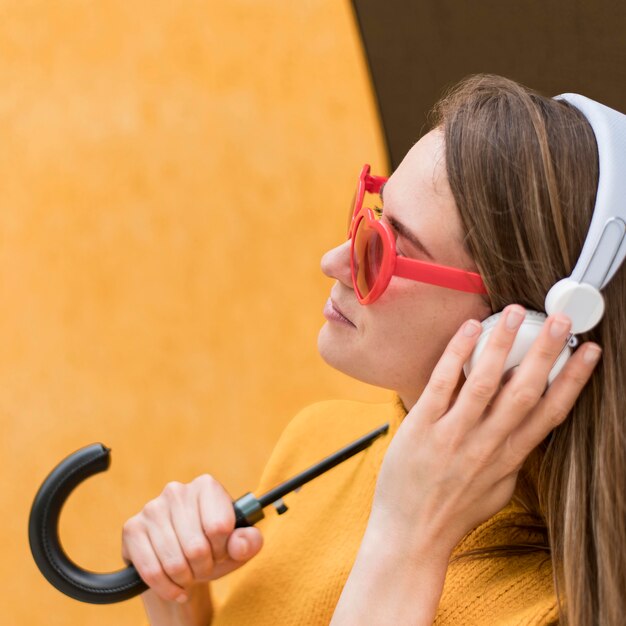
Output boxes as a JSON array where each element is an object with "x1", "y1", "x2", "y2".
[{"x1": 323, "y1": 298, "x2": 355, "y2": 327}]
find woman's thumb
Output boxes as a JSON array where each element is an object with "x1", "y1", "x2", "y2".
[
  {"x1": 210, "y1": 527, "x2": 264, "y2": 579},
  {"x1": 228, "y1": 527, "x2": 263, "y2": 562}
]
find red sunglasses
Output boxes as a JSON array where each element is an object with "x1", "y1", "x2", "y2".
[{"x1": 348, "y1": 164, "x2": 488, "y2": 304}]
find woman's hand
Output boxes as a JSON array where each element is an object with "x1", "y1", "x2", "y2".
[
  {"x1": 122, "y1": 474, "x2": 263, "y2": 609},
  {"x1": 368, "y1": 304, "x2": 602, "y2": 557},
  {"x1": 331, "y1": 305, "x2": 601, "y2": 625}
]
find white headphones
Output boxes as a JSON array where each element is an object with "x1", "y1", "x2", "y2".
[{"x1": 463, "y1": 94, "x2": 626, "y2": 384}]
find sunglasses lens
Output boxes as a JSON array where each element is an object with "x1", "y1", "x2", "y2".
[{"x1": 353, "y1": 217, "x2": 383, "y2": 299}]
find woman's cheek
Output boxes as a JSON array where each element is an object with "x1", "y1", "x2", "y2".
[{"x1": 378, "y1": 290, "x2": 453, "y2": 366}]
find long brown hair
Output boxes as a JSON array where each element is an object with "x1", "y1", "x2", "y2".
[{"x1": 431, "y1": 74, "x2": 626, "y2": 625}]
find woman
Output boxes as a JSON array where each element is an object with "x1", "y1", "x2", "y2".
[{"x1": 122, "y1": 75, "x2": 624, "y2": 625}]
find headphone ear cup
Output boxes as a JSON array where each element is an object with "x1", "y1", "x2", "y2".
[{"x1": 462, "y1": 310, "x2": 572, "y2": 386}]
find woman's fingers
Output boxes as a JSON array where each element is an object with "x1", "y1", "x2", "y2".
[
  {"x1": 168, "y1": 483, "x2": 215, "y2": 581},
  {"x1": 416, "y1": 318, "x2": 483, "y2": 420},
  {"x1": 451, "y1": 305, "x2": 527, "y2": 429},
  {"x1": 122, "y1": 516, "x2": 187, "y2": 602},
  {"x1": 196, "y1": 474, "x2": 236, "y2": 564},
  {"x1": 481, "y1": 313, "x2": 572, "y2": 442},
  {"x1": 143, "y1": 495, "x2": 195, "y2": 589},
  {"x1": 121, "y1": 473, "x2": 260, "y2": 604},
  {"x1": 507, "y1": 341, "x2": 601, "y2": 457}
]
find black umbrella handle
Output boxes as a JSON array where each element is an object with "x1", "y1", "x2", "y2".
[
  {"x1": 28, "y1": 443, "x2": 149, "y2": 604},
  {"x1": 29, "y1": 425, "x2": 387, "y2": 604},
  {"x1": 28, "y1": 443, "x2": 257, "y2": 604}
]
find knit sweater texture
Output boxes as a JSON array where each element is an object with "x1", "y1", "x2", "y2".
[{"x1": 210, "y1": 396, "x2": 558, "y2": 625}]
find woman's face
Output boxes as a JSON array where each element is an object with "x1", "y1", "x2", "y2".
[{"x1": 318, "y1": 129, "x2": 492, "y2": 408}]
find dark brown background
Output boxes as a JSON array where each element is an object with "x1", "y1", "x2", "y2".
[{"x1": 351, "y1": 0, "x2": 626, "y2": 168}]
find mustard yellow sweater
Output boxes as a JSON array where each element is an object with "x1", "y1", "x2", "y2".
[{"x1": 212, "y1": 396, "x2": 558, "y2": 625}]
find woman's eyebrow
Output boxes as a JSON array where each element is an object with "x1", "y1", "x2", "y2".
[{"x1": 381, "y1": 184, "x2": 435, "y2": 261}]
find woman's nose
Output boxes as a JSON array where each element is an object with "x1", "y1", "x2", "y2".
[{"x1": 321, "y1": 240, "x2": 352, "y2": 287}]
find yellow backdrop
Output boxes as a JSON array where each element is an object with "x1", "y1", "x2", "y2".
[{"x1": 3, "y1": 1, "x2": 389, "y2": 623}]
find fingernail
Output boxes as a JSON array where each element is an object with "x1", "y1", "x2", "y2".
[
  {"x1": 463, "y1": 320, "x2": 481, "y2": 337},
  {"x1": 550, "y1": 317, "x2": 570, "y2": 338},
  {"x1": 176, "y1": 593, "x2": 188, "y2": 604},
  {"x1": 238, "y1": 537, "x2": 249, "y2": 557},
  {"x1": 505, "y1": 306, "x2": 525, "y2": 329},
  {"x1": 583, "y1": 345, "x2": 602, "y2": 364}
]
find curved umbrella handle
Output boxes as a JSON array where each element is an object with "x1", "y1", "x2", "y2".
[
  {"x1": 29, "y1": 427, "x2": 386, "y2": 604},
  {"x1": 28, "y1": 443, "x2": 149, "y2": 604}
]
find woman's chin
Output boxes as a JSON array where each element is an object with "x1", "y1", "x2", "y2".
[
  {"x1": 318, "y1": 323, "x2": 355, "y2": 372},
  {"x1": 317, "y1": 323, "x2": 378, "y2": 385}
]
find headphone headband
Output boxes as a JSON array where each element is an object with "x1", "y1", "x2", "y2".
[
  {"x1": 555, "y1": 94, "x2": 626, "y2": 289},
  {"x1": 544, "y1": 94, "x2": 626, "y2": 333}
]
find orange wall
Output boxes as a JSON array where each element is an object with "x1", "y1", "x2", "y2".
[{"x1": 3, "y1": 1, "x2": 389, "y2": 623}]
